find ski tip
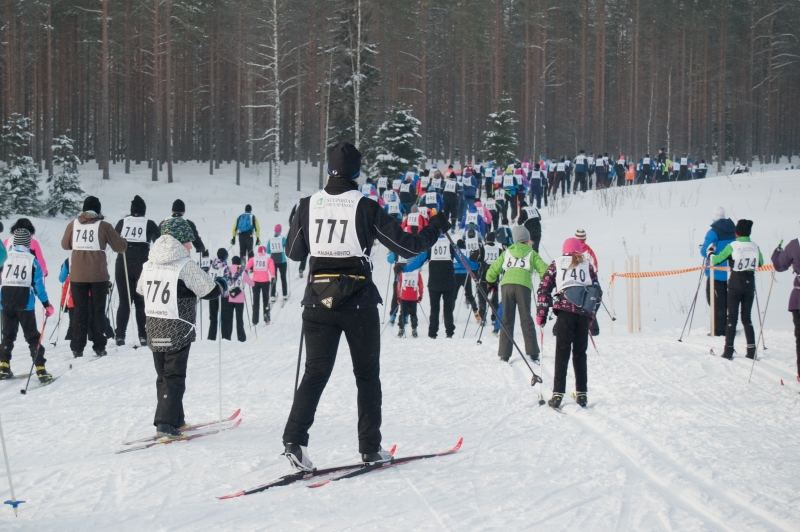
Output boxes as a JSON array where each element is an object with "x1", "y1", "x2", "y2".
[
  {"x1": 389, "y1": 444, "x2": 397, "y2": 456},
  {"x1": 451, "y1": 437, "x2": 464, "y2": 452},
  {"x1": 229, "y1": 408, "x2": 242, "y2": 421},
  {"x1": 780, "y1": 379, "x2": 784, "y2": 385},
  {"x1": 217, "y1": 491, "x2": 245, "y2": 500},
  {"x1": 230, "y1": 418, "x2": 243, "y2": 429},
  {"x1": 308, "y1": 478, "x2": 331, "y2": 489}
]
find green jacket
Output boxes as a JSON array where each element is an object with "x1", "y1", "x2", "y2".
[
  {"x1": 712, "y1": 236, "x2": 763, "y2": 269},
  {"x1": 485, "y1": 243, "x2": 548, "y2": 290}
]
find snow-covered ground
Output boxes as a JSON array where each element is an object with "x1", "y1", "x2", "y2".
[{"x1": 1, "y1": 159, "x2": 799, "y2": 531}]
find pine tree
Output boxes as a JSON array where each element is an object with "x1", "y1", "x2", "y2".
[
  {"x1": 370, "y1": 104, "x2": 424, "y2": 176},
  {"x1": 483, "y1": 96, "x2": 519, "y2": 167},
  {"x1": 0, "y1": 114, "x2": 43, "y2": 217},
  {"x1": 47, "y1": 135, "x2": 85, "y2": 217}
]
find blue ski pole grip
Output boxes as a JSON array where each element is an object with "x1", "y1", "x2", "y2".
[{"x1": 5, "y1": 499, "x2": 25, "y2": 508}]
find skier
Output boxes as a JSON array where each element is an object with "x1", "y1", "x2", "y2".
[
  {"x1": 281, "y1": 142, "x2": 448, "y2": 470},
  {"x1": 473, "y1": 200, "x2": 493, "y2": 235},
  {"x1": 453, "y1": 237, "x2": 481, "y2": 322},
  {"x1": 461, "y1": 167, "x2": 479, "y2": 216},
  {"x1": 114, "y1": 195, "x2": 160, "y2": 347},
  {"x1": 480, "y1": 195, "x2": 499, "y2": 233},
  {"x1": 441, "y1": 170, "x2": 460, "y2": 230},
  {"x1": 459, "y1": 203, "x2": 487, "y2": 238},
  {"x1": 594, "y1": 153, "x2": 608, "y2": 189},
  {"x1": 426, "y1": 234, "x2": 457, "y2": 339},
  {"x1": 478, "y1": 232, "x2": 502, "y2": 326},
  {"x1": 2, "y1": 219, "x2": 48, "y2": 277},
  {"x1": 231, "y1": 204, "x2": 260, "y2": 259},
  {"x1": 695, "y1": 160, "x2": 708, "y2": 179},
  {"x1": 269, "y1": 225, "x2": 288, "y2": 303},
  {"x1": 710, "y1": 219, "x2": 763, "y2": 359},
  {"x1": 502, "y1": 166, "x2": 520, "y2": 219},
  {"x1": 207, "y1": 249, "x2": 231, "y2": 340},
  {"x1": 137, "y1": 217, "x2": 225, "y2": 437},
  {"x1": 486, "y1": 225, "x2": 548, "y2": 362},
  {"x1": 573, "y1": 150, "x2": 589, "y2": 193},
  {"x1": 638, "y1": 154, "x2": 653, "y2": 184},
  {"x1": 536, "y1": 237, "x2": 601, "y2": 408},
  {"x1": 0, "y1": 228, "x2": 54, "y2": 381},
  {"x1": 60, "y1": 196, "x2": 128, "y2": 358},
  {"x1": 554, "y1": 159, "x2": 567, "y2": 197},
  {"x1": 529, "y1": 162, "x2": 545, "y2": 208},
  {"x1": 221, "y1": 256, "x2": 254, "y2": 342},
  {"x1": 701, "y1": 207, "x2": 736, "y2": 336},
  {"x1": 771, "y1": 236, "x2": 800, "y2": 380},
  {"x1": 398, "y1": 172, "x2": 418, "y2": 214},
  {"x1": 162, "y1": 199, "x2": 206, "y2": 253},
  {"x1": 246, "y1": 246, "x2": 276, "y2": 325},
  {"x1": 376, "y1": 171, "x2": 389, "y2": 198},
  {"x1": 614, "y1": 155, "x2": 627, "y2": 187},
  {"x1": 677, "y1": 154, "x2": 693, "y2": 181},
  {"x1": 516, "y1": 201, "x2": 543, "y2": 253},
  {"x1": 395, "y1": 262, "x2": 424, "y2": 338},
  {"x1": 384, "y1": 194, "x2": 405, "y2": 222}
]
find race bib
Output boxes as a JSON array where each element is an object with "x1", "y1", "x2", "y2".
[
  {"x1": 432, "y1": 178, "x2": 442, "y2": 189},
  {"x1": 253, "y1": 255, "x2": 269, "y2": 271},
  {"x1": 556, "y1": 163, "x2": 565, "y2": 172},
  {"x1": 387, "y1": 202, "x2": 401, "y2": 214},
  {"x1": 361, "y1": 183, "x2": 375, "y2": 195},
  {"x1": 420, "y1": 176, "x2": 430, "y2": 189},
  {"x1": 494, "y1": 188, "x2": 505, "y2": 201},
  {"x1": 524, "y1": 206, "x2": 540, "y2": 219},
  {"x1": 399, "y1": 183, "x2": 411, "y2": 193},
  {"x1": 643, "y1": 157, "x2": 651, "y2": 165},
  {"x1": 444, "y1": 181, "x2": 457, "y2": 193},
  {"x1": 555, "y1": 255, "x2": 591, "y2": 292},
  {"x1": 72, "y1": 220, "x2": 101, "y2": 251},
  {"x1": 431, "y1": 238, "x2": 451, "y2": 261},
  {"x1": 392, "y1": 179, "x2": 402, "y2": 190},
  {"x1": 418, "y1": 206, "x2": 429, "y2": 218},
  {"x1": 269, "y1": 236, "x2": 284, "y2": 254},
  {"x1": 681, "y1": 157, "x2": 688, "y2": 166},
  {"x1": 121, "y1": 216, "x2": 147, "y2": 243},
  {"x1": 377, "y1": 177, "x2": 388, "y2": 189},
  {"x1": 484, "y1": 244, "x2": 501, "y2": 264},
  {"x1": 503, "y1": 175, "x2": 515, "y2": 187},
  {"x1": 407, "y1": 213, "x2": 420, "y2": 227},
  {"x1": 425, "y1": 192, "x2": 438, "y2": 205},
  {"x1": 576, "y1": 156, "x2": 586, "y2": 165},
  {"x1": 484, "y1": 198, "x2": 496, "y2": 211},
  {"x1": 199, "y1": 256, "x2": 211, "y2": 269},
  {"x1": 142, "y1": 257, "x2": 191, "y2": 320},
  {"x1": 383, "y1": 190, "x2": 396, "y2": 203},
  {"x1": 309, "y1": 190, "x2": 364, "y2": 258},
  {"x1": 493, "y1": 174, "x2": 503, "y2": 185},
  {"x1": 466, "y1": 212, "x2": 479, "y2": 225},
  {"x1": 699, "y1": 163, "x2": 707, "y2": 170},
  {"x1": 465, "y1": 237, "x2": 480, "y2": 252},
  {"x1": 504, "y1": 251, "x2": 533, "y2": 271},
  {"x1": 731, "y1": 241, "x2": 759, "y2": 272},
  {"x1": 2, "y1": 252, "x2": 34, "y2": 288},
  {"x1": 401, "y1": 274, "x2": 418, "y2": 289}
]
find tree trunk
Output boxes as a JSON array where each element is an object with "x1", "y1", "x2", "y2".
[
  {"x1": 165, "y1": 0, "x2": 173, "y2": 183},
  {"x1": 101, "y1": 0, "x2": 110, "y2": 179},
  {"x1": 151, "y1": 0, "x2": 159, "y2": 181},
  {"x1": 273, "y1": 0, "x2": 281, "y2": 211},
  {"x1": 45, "y1": 4, "x2": 53, "y2": 176}
]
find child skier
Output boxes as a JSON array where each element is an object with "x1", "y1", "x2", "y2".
[
  {"x1": 485, "y1": 225, "x2": 548, "y2": 362},
  {"x1": 771, "y1": 235, "x2": 800, "y2": 380},
  {"x1": 0, "y1": 228, "x2": 54, "y2": 381},
  {"x1": 536, "y1": 237, "x2": 601, "y2": 408},
  {"x1": 222, "y1": 256, "x2": 254, "y2": 342},
  {"x1": 207, "y1": 248, "x2": 231, "y2": 340},
  {"x1": 395, "y1": 263, "x2": 424, "y2": 338},
  {"x1": 246, "y1": 246, "x2": 276, "y2": 325},
  {"x1": 269, "y1": 225, "x2": 288, "y2": 303}
]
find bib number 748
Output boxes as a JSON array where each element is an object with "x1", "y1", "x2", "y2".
[{"x1": 145, "y1": 280, "x2": 171, "y2": 304}]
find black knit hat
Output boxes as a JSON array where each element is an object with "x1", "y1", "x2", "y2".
[
  {"x1": 83, "y1": 196, "x2": 101, "y2": 213},
  {"x1": 245, "y1": 204, "x2": 252, "y2": 213},
  {"x1": 172, "y1": 199, "x2": 186, "y2": 213},
  {"x1": 10, "y1": 218, "x2": 35, "y2": 236},
  {"x1": 13, "y1": 228, "x2": 31, "y2": 248},
  {"x1": 231, "y1": 256, "x2": 242, "y2": 265},
  {"x1": 486, "y1": 232, "x2": 495, "y2": 243},
  {"x1": 327, "y1": 141, "x2": 362, "y2": 179},
  {"x1": 217, "y1": 248, "x2": 228, "y2": 261},
  {"x1": 735, "y1": 219, "x2": 753, "y2": 237},
  {"x1": 131, "y1": 195, "x2": 146, "y2": 216}
]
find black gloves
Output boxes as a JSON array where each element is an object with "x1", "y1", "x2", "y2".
[
  {"x1": 256, "y1": 238, "x2": 261, "y2": 246},
  {"x1": 230, "y1": 237, "x2": 236, "y2": 246},
  {"x1": 428, "y1": 212, "x2": 451, "y2": 235}
]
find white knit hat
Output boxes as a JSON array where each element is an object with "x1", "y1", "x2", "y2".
[{"x1": 712, "y1": 206, "x2": 726, "y2": 221}]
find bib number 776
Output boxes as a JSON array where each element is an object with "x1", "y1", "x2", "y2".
[
  {"x1": 145, "y1": 280, "x2": 171, "y2": 304},
  {"x1": 314, "y1": 219, "x2": 348, "y2": 244}
]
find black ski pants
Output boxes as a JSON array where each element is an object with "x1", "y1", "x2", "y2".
[
  {"x1": 478, "y1": 282, "x2": 498, "y2": 323},
  {"x1": 221, "y1": 299, "x2": 246, "y2": 342},
  {"x1": 553, "y1": 311, "x2": 590, "y2": 394},
  {"x1": 0, "y1": 309, "x2": 46, "y2": 366},
  {"x1": 442, "y1": 195, "x2": 459, "y2": 227},
  {"x1": 705, "y1": 278, "x2": 728, "y2": 336},
  {"x1": 454, "y1": 273, "x2": 477, "y2": 312},
  {"x1": 208, "y1": 297, "x2": 220, "y2": 340},
  {"x1": 389, "y1": 279, "x2": 400, "y2": 318},
  {"x1": 573, "y1": 171, "x2": 588, "y2": 193},
  {"x1": 398, "y1": 300, "x2": 418, "y2": 329},
  {"x1": 498, "y1": 284, "x2": 539, "y2": 361},
  {"x1": 70, "y1": 281, "x2": 109, "y2": 354},
  {"x1": 238, "y1": 232, "x2": 254, "y2": 259},
  {"x1": 428, "y1": 289, "x2": 455, "y2": 338},
  {"x1": 271, "y1": 262, "x2": 288, "y2": 298},
  {"x1": 724, "y1": 272, "x2": 756, "y2": 357},
  {"x1": 252, "y1": 281, "x2": 271, "y2": 323},
  {"x1": 793, "y1": 310, "x2": 800, "y2": 377},
  {"x1": 488, "y1": 209, "x2": 499, "y2": 232},
  {"x1": 115, "y1": 257, "x2": 146, "y2": 340},
  {"x1": 153, "y1": 344, "x2": 190, "y2": 428},
  {"x1": 283, "y1": 306, "x2": 382, "y2": 454}
]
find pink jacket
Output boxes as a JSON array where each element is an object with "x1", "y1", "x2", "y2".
[
  {"x1": 474, "y1": 202, "x2": 493, "y2": 227},
  {"x1": 4, "y1": 237, "x2": 48, "y2": 277},
  {"x1": 226, "y1": 264, "x2": 254, "y2": 304},
  {"x1": 245, "y1": 247, "x2": 276, "y2": 283}
]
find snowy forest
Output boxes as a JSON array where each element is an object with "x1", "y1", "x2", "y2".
[{"x1": 1, "y1": 0, "x2": 799, "y2": 184}]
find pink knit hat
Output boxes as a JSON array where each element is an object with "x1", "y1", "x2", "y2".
[
  {"x1": 274, "y1": 224, "x2": 282, "y2": 233},
  {"x1": 562, "y1": 237, "x2": 583, "y2": 255}
]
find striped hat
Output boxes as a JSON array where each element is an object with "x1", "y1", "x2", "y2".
[
  {"x1": 13, "y1": 228, "x2": 32, "y2": 248},
  {"x1": 575, "y1": 229, "x2": 587, "y2": 241}
]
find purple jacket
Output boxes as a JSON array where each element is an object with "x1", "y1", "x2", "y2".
[{"x1": 771, "y1": 239, "x2": 800, "y2": 311}]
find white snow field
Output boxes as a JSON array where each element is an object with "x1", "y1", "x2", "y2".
[{"x1": 1, "y1": 160, "x2": 799, "y2": 531}]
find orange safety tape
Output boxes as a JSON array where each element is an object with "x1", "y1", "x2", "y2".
[{"x1": 609, "y1": 264, "x2": 774, "y2": 285}]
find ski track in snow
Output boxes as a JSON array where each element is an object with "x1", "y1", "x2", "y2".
[{"x1": 0, "y1": 161, "x2": 799, "y2": 530}]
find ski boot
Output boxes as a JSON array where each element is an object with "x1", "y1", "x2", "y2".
[
  {"x1": 446, "y1": 333, "x2": 454, "y2": 339},
  {"x1": 491, "y1": 329, "x2": 499, "y2": 337},
  {"x1": 94, "y1": 349, "x2": 107, "y2": 357},
  {"x1": 548, "y1": 392, "x2": 563, "y2": 409},
  {"x1": 270, "y1": 295, "x2": 277, "y2": 304},
  {"x1": 411, "y1": 328, "x2": 418, "y2": 338},
  {"x1": 0, "y1": 362, "x2": 12, "y2": 380},
  {"x1": 156, "y1": 423, "x2": 183, "y2": 439},
  {"x1": 139, "y1": 337, "x2": 147, "y2": 347},
  {"x1": 72, "y1": 351, "x2": 84, "y2": 358},
  {"x1": 720, "y1": 346, "x2": 734, "y2": 360},
  {"x1": 473, "y1": 310, "x2": 482, "y2": 323},
  {"x1": 284, "y1": 443, "x2": 314, "y2": 471},
  {"x1": 298, "y1": 269, "x2": 304, "y2": 278},
  {"x1": 362, "y1": 447, "x2": 393, "y2": 465},
  {"x1": 575, "y1": 392, "x2": 587, "y2": 408},
  {"x1": 397, "y1": 327, "x2": 405, "y2": 338},
  {"x1": 745, "y1": 344, "x2": 756, "y2": 360},
  {"x1": 115, "y1": 337, "x2": 125, "y2": 346},
  {"x1": 283, "y1": 296, "x2": 288, "y2": 303},
  {"x1": 529, "y1": 352, "x2": 540, "y2": 363},
  {"x1": 36, "y1": 365, "x2": 52, "y2": 383},
  {"x1": 389, "y1": 314, "x2": 396, "y2": 326}
]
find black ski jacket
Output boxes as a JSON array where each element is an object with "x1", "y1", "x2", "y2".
[
  {"x1": 114, "y1": 216, "x2": 160, "y2": 262},
  {"x1": 287, "y1": 176, "x2": 441, "y2": 308}
]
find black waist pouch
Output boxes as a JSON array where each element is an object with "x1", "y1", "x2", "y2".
[{"x1": 311, "y1": 274, "x2": 368, "y2": 309}]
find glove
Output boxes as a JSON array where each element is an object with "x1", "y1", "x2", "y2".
[
  {"x1": 487, "y1": 281, "x2": 498, "y2": 292},
  {"x1": 230, "y1": 237, "x2": 236, "y2": 246},
  {"x1": 418, "y1": 297, "x2": 423, "y2": 303},
  {"x1": 428, "y1": 212, "x2": 451, "y2": 235},
  {"x1": 215, "y1": 276, "x2": 228, "y2": 293},
  {"x1": 706, "y1": 244, "x2": 715, "y2": 256},
  {"x1": 43, "y1": 301, "x2": 55, "y2": 318},
  {"x1": 256, "y1": 238, "x2": 261, "y2": 246},
  {"x1": 777, "y1": 239, "x2": 784, "y2": 252}
]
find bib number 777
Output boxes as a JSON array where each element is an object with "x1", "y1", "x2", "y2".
[
  {"x1": 145, "y1": 280, "x2": 172, "y2": 304},
  {"x1": 314, "y1": 219, "x2": 348, "y2": 244}
]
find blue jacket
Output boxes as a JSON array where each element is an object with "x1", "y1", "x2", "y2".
[
  {"x1": 0, "y1": 245, "x2": 6, "y2": 268},
  {"x1": 502, "y1": 173, "x2": 517, "y2": 196},
  {"x1": 59, "y1": 260, "x2": 70, "y2": 283},
  {"x1": 701, "y1": 218, "x2": 736, "y2": 281},
  {"x1": 573, "y1": 155, "x2": 588, "y2": 173},
  {"x1": 383, "y1": 202, "x2": 406, "y2": 221},
  {"x1": 387, "y1": 251, "x2": 427, "y2": 272},
  {"x1": 461, "y1": 174, "x2": 479, "y2": 199},
  {"x1": 420, "y1": 190, "x2": 443, "y2": 212},
  {"x1": 453, "y1": 247, "x2": 479, "y2": 274},
  {"x1": 458, "y1": 205, "x2": 487, "y2": 236},
  {"x1": 0, "y1": 246, "x2": 49, "y2": 311}
]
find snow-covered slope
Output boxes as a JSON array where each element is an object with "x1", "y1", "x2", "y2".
[{"x1": 1, "y1": 161, "x2": 799, "y2": 531}]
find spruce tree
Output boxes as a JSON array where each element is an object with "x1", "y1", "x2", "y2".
[
  {"x1": 370, "y1": 104, "x2": 424, "y2": 176},
  {"x1": 47, "y1": 135, "x2": 85, "y2": 217},
  {"x1": 0, "y1": 114, "x2": 43, "y2": 217},
  {"x1": 483, "y1": 96, "x2": 519, "y2": 167}
]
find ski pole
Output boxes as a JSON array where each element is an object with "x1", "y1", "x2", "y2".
[
  {"x1": 749, "y1": 270, "x2": 775, "y2": 383},
  {"x1": 243, "y1": 285, "x2": 253, "y2": 333},
  {"x1": 50, "y1": 278, "x2": 70, "y2": 347},
  {"x1": 537, "y1": 327, "x2": 546, "y2": 405},
  {"x1": 454, "y1": 273, "x2": 469, "y2": 322},
  {"x1": 417, "y1": 301, "x2": 429, "y2": 325},
  {"x1": 217, "y1": 292, "x2": 223, "y2": 422},
  {"x1": 381, "y1": 268, "x2": 392, "y2": 324},
  {"x1": 122, "y1": 252, "x2": 134, "y2": 341},
  {"x1": 21, "y1": 311, "x2": 48, "y2": 396},
  {"x1": 476, "y1": 320, "x2": 486, "y2": 345},
  {"x1": 0, "y1": 412, "x2": 23, "y2": 516},
  {"x1": 294, "y1": 327, "x2": 304, "y2": 394},
  {"x1": 600, "y1": 300, "x2": 616, "y2": 321},
  {"x1": 588, "y1": 330, "x2": 620, "y2": 409},
  {"x1": 48, "y1": 280, "x2": 65, "y2": 342},
  {"x1": 679, "y1": 257, "x2": 707, "y2": 342},
  {"x1": 444, "y1": 232, "x2": 542, "y2": 386},
  {"x1": 754, "y1": 288, "x2": 766, "y2": 350}
]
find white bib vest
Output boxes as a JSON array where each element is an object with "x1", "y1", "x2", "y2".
[
  {"x1": 377, "y1": 177, "x2": 388, "y2": 189},
  {"x1": 392, "y1": 179, "x2": 402, "y2": 190},
  {"x1": 493, "y1": 174, "x2": 503, "y2": 185},
  {"x1": 681, "y1": 157, "x2": 688, "y2": 166},
  {"x1": 121, "y1": 216, "x2": 148, "y2": 243},
  {"x1": 730, "y1": 241, "x2": 759, "y2": 272},
  {"x1": 524, "y1": 206, "x2": 540, "y2": 219},
  {"x1": 465, "y1": 212, "x2": 479, "y2": 226},
  {"x1": 382, "y1": 190, "x2": 396, "y2": 203},
  {"x1": 465, "y1": 235, "x2": 480, "y2": 252},
  {"x1": 643, "y1": 157, "x2": 651, "y2": 165},
  {"x1": 556, "y1": 163, "x2": 565, "y2": 172},
  {"x1": 309, "y1": 190, "x2": 365, "y2": 258},
  {"x1": 72, "y1": 220, "x2": 101, "y2": 251},
  {"x1": 503, "y1": 175, "x2": 515, "y2": 187},
  {"x1": 418, "y1": 206, "x2": 429, "y2": 218},
  {"x1": 494, "y1": 188, "x2": 505, "y2": 201},
  {"x1": 253, "y1": 254, "x2": 269, "y2": 272},
  {"x1": 444, "y1": 180, "x2": 457, "y2": 193},
  {"x1": 2, "y1": 251, "x2": 34, "y2": 288},
  {"x1": 431, "y1": 237, "x2": 451, "y2": 261},
  {"x1": 199, "y1": 256, "x2": 211, "y2": 269},
  {"x1": 142, "y1": 257, "x2": 192, "y2": 320},
  {"x1": 420, "y1": 176, "x2": 430, "y2": 189},
  {"x1": 484, "y1": 198, "x2": 496, "y2": 211},
  {"x1": 269, "y1": 236, "x2": 284, "y2": 254},
  {"x1": 399, "y1": 183, "x2": 411, "y2": 194},
  {"x1": 432, "y1": 178, "x2": 442, "y2": 189},
  {"x1": 425, "y1": 192, "x2": 438, "y2": 205},
  {"x1": 484, "y1": 243, "x2": 501, "y2": 264},
  {"x1": 400, "y1": 272, "x2": 418, "y2": 289},
  {"x1": 387, "y1": 202, "x2": 401, "y2": 215},
  {"x1": 555, "y1": 255, "x2": 591, "y2": 293},
  {"x1": 406, "y1": 213, "x2": 420, "y2": 227}
]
